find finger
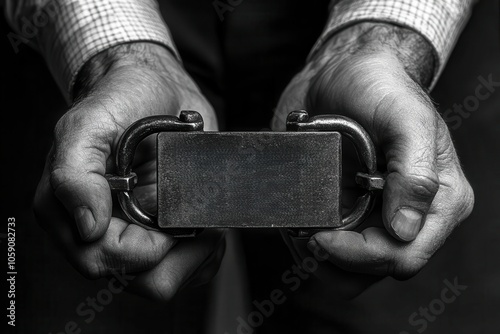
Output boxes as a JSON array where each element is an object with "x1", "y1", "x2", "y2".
[
  {"x1": 128, "y1": 229, "x2": 226, "y2": 302},
  {"x1": 280, "y1": 230, "x2": 382, "y2": 300},
  {"x1": 310, "y1": 228, "x2": 407, "y2": 277},
  {"x1": 34, "y1": 168, "x2": 177, "y2": 278},
  {"x1": 49, "y1": 113, "x2": 115, "y2": 241},
  {"x1": 311, "y1": 169, "x2": 473, "y2": 279},
  {"x1": 376, "y1": 93, "x2": 440, "y2": 242},
  {"x1": 179, "y1": 235, "x2": 226, "y2": 289}
]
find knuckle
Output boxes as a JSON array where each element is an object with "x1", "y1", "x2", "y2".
[
  {"x1": 77, "y1": 254, "x2": 107, "y2": 280},
  {"x1": 405, "y1": 169, "x2": 440, "y2": 200},
  {"x1": 49, "y1": 166, "x2": 80, "y2": 196},
  {"x1": 53, "y1": 108, "x2": 110, "y2": 147},
  {"x1": 53, "y1": 112, "x2": 80, "y2": 142},
  {"x1": 464, "y1": 183, "x2": 475, "y2": 216},
  {"x1": 457, "y1": 179, "x2": 475, "y2": 221},
  {"x1": 48, "y1": 166, "x2": 67, "y2": 189},
  {"x1": 126, "y1": 234, "x2": 171, "y2": 270},
  {"x1": 52, "y1": 116, "x2": 67, "y2": 142},
  {"x1": 152, "y1": 269, "x2": 183, "y2": 302},
  {"x1": 81, "y1": 264, "x2": 104, "y2": 280},
  {"x1": 100, "y1": 234, "x2": 169, "y2": 275},
  {"x1": 76, "y1": 247, "x2": 113, "y2": 280},
  {"x1": 138, "y1": 235, "x2": 171, "y2": 267}
]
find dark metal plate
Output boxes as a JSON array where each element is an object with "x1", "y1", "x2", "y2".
[{"x1": 157, "y1": 132, "x2": 341, "y2": 228}]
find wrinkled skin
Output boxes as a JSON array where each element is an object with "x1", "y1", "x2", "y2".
[
  {"x1": 274, "y1": 24, "x2": 474, "y2": 298},
  {"x1": 34, "y1": 43, "x2": 225, "y2": 301}
]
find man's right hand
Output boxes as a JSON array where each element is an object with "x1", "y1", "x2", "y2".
[{"x1": 34, "y1": 43, "x2": 225, "y2": 301}]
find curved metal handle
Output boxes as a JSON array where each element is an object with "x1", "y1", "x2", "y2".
[
  {"x1": 113, "y1": 110, "x2": 203, "y2": 236},
  {"x1": 286, "y1": 110, "x2": 384, "y2": 237},
  {"x1": 108, "y1": 109, "x2": 382, "y2": 237}
]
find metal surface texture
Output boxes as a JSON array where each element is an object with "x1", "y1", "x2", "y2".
[
  {"x1": 286, "y1": 110, "x2": 379, "y2": 237},
  {"x1": 157, "y1": 131, "x2": 341, "y2": 229},
  {"x1": 112, "y1": 110, "x2": 204, "y2": 236},
  {"x1": 106, "y1": 110, "x2": 384, "y2": 237}
]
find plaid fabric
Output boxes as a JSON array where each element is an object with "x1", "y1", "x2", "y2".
[
  {"x1": 309, "y1": 0, "x2": 476, "y2": 89},
  {"x1": 6, "y1": 0, "x2": 475, "y2": 100},
  {"x1": 6, "y1": 0, "x2": 179, "y2": 102}
]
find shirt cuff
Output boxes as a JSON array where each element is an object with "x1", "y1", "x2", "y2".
[
  {"x1": 36, "y1": 0, "x2": 180, "y2": 102},
  {"x1": 308, "y1": 0, "x2": 475, "y2": 89}
]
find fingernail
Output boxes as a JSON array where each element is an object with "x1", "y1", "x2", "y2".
[
  {"x1": 391, "y1": 208, "x2": 423, "y2": 242},
  {"x1": 307, "y1": 238, "x2": 320, "y2": 252},
  {"x1": 74, "y1": 207, "x2": 96, "y2": 240}
]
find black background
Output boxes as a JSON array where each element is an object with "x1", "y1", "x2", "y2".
[{"x1": 2, "y1": 0, "x2": 500, "y2": 333}]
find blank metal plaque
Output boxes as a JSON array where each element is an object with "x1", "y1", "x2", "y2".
[{"x1": 157, "y1": 132, "x2": 341, "y2": 228}]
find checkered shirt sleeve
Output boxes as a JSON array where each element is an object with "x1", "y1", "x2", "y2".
[
  {"x1": 5, "y1": 0, "x2": 179, "y2": 102},
  {"x1": 309, "y1": 0, "x2": 477, "y2": 89}
]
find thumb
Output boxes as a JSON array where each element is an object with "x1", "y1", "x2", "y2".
[
  {"x1": 379, "y1": 101, "x2": 440, "y2": 242},
  {"x1": 49, "y1": 117, "x2": 113, "y2": 241}
]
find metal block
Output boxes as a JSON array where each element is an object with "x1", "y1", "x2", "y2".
[{"x1": 157, "y1": 132, "x2": 342, "y2": 228}]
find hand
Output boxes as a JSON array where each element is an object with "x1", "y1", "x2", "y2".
[
  {"x1": 274, "y1": 23, "x2": 474, "y2": 297},
  {"x1": 34, "y1": 43, "x2": 225, "y2": 301}
]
